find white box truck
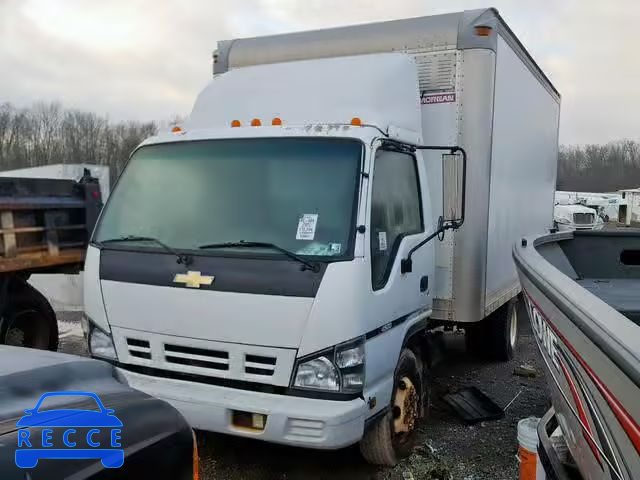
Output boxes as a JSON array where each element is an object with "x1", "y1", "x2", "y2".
[{"x1": 83, "y1": 8, "x2": 560, "y2": 465}]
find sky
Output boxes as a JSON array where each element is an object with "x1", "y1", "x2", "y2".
[{"x1": 1, "y1": 0, "x2": 639, "y2": 145}]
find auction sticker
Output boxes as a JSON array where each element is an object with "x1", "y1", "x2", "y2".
[
  {"x1": 378, "y1": 231, "x2": 388, "y2": 251},
  {"x1": 296, "y1": 214, "x2": 318, "y2": 240}
]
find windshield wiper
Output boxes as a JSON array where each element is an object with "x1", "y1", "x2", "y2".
[
  {"x1": 96, "y1": 235, "x2": 192, "y2": 265},
  {"x1": 198, "y1": 240, "x2": 320, "y2": 272}
]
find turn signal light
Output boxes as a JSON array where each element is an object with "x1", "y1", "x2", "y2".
[
  {"x1": 351, "y1": 117, "x2": 363, "y2": 126},
  {"x1": 171, "y1": 126, "x2": 183, "y2": 133},
  {"x1": 231, "y1": 120, "x2": 241, "y2": 128},
  {"x1": 474, "y1": 25, "x2": 493, "y2": 36},
  {"x1": 272, "y1": 117, "x2": 283, "y2": 126},
  {"x1": 251, "y1": 118, "x2": 262, "y2": 127}
]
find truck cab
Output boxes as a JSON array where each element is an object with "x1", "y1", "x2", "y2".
[{"x1": 84, "y1": 53, "x2": 462, "y2": 464}]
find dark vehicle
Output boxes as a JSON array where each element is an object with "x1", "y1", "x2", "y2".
[
  {"x1": 0, "y1": 171, "x2": 102, "y2": 350},
  {"x1": 0, "y1": 346, "x2": 196, "y2": 479}
]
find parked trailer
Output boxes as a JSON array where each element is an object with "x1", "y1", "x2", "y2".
[
  {"x1": 83, "y1": 8, "x2": 559, "y2": 465},
  {"x1": 0, "y1": 172, "x2": 101, "y2": 350}
]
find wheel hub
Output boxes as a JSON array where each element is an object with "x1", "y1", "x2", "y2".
[
  {"x1": 393, "y1": 376, "x2": 418, "y2": 434},
  {"x1": 5, "y1": 327, "x2": 25, "y2": 347}
]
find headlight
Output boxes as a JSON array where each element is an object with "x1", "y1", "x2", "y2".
[
  {"x1": 83, "y1": 314, "x2": 117, "y2": 361},
  {"x1": 293, "y1": 356, "x2": 339, "y2": 391},
  {"x1": 292, "y1": 337, "x2": 365, "y2": 394},
  {"x1": 335, "y1": 341, "x2": 364, "y2": 368},
  {"x1": 556, "y1": 217, "x2": 570, "y2": 224}
]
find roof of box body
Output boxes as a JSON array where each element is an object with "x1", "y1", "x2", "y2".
[{"x1": 214, "y1": 8, "x2": 559, "y2": 101}]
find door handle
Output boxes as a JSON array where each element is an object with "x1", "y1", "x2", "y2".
[{"x1": 420, "y1": 276, "x2": 429, "y2": 292}]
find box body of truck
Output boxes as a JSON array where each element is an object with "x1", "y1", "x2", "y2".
[
  {"x1": 214, "y1": 7, "x2": 560, "y2": 324},
  {"x1": 83, "y1": 8, "x2": 559, "y2": 461}
]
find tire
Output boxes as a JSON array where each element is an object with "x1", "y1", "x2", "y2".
[
  {"x1": 360, "y1": 348, "x2": 424, "y2": 466},
  {"x1": 466, "y1": 298, "x2": 519, "y2": 361},
  {"x1": 1, "y1": 280, "x2": 58, "y2": 351}
]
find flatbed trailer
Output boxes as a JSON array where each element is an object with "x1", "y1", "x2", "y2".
[{"x1": 0, "y1": 172, "x2": 101, "y2": 350}]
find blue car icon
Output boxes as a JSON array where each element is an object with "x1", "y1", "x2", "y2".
[{"x1": 15, "y1": 391, "x2": 124, "y2": 469}]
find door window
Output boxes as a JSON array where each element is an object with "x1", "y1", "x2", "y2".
[{"x1": 370, "y1": 148, "x2": 423, "y2": 289}]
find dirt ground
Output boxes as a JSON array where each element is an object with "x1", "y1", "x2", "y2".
[{"x1": 58, "y1": 305, "x2": 548, "y2": 480}]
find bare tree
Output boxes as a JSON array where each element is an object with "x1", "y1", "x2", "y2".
[
  {"x1": 558, "y1": 140, "x2": 640, "y2": 192},
  {"x1": 0, "y1": 102, "x2": 159, "y2": 183},
  {"x1": 5, "y1": 101, "x2": 636, "y2": 194}
]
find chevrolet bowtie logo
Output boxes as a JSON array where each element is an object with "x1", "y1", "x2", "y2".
[{"x1": 173, "y1": 271, "x2": 215, "y2": 289}]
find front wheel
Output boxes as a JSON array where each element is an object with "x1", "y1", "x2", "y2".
[
  {"x1": 1, "y1": 281, "x2": 58, "y2": 351},
  {"x1": 359, "y1": 348, "x2": 425, "y2": 466}
]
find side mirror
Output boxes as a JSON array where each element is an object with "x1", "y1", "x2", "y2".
[
  {"x1": 399, "y1": 144, "x2": 467, "y2": 275},
  {"x1": 442, "y1": 151, "x2": 466, "y2": 229}
]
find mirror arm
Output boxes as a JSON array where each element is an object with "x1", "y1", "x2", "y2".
[
  {"x1": 401, "y1": 217, "x2": 454, "y2": 274},
  {"x1": 400, "y1": 145, "x2": 467, "y2": 274}
]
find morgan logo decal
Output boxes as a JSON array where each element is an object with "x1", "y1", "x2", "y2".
[{"x1": 421, "y1": 92, "x2": 456, "y2": 105}]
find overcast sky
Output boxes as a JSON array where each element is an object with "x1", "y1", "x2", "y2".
[{"x1": 1, "y1": 0, "x2": 638, "y2": 145}]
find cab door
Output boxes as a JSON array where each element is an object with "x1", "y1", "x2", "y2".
[
  {"x1": 368, "y1": 146, "x2": 432, "y2": 300},
  {"x1": 362, "y1": 143, "x2": 435, "y2": 410}
]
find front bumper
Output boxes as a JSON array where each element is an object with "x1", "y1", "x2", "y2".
[{"x1": 117, "y1": 367, "x2": 367, "y2": 449}]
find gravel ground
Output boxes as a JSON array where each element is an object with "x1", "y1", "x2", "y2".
[{"x1": 57, "y1": 305, "x2": 548, "y2": 480}]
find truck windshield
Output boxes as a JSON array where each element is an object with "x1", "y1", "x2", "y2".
[{"x1": 95, "y1": 138, "x2": 362, "y2": 258}]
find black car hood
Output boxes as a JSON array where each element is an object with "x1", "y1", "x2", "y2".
[
  {"x1": 0, "y1": 346, "x2": 193, "y2": 479},
  {"x1": 0, "y1": 346, "x2": 130, "y2": 430}
]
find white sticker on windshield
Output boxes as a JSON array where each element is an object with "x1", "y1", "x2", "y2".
[
  {"x1": 329, "y1": 243, "x2": 342, "y2": 254},
  {"x1": 378, "y1": 231, "x2": 388, "y2": 251},
  {"x1": 296, "y1": 214, "x2": 318, "y2": 240}
]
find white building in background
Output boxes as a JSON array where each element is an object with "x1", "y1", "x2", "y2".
[
  {"x1": 619, "y1": 188, "x2": 640, "y2": 225},
  {"x1": 0, "y1": 164, "x2": 109, "y2": 311}
]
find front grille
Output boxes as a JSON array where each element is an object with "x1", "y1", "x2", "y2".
[
  {"x1": 164, "y1": 343, "x2": 229, "y2": 371},
  {"x1": 114, "y1": 327, "x2": 297, "y2": 386},
  {"x1": 126, "y1": 338, "x2": 151, "y2": 360},
  {"x1": 573, "y1": 212, "x2": 595, "y2": 225},
  {"x1": 244, "y1": 354, "x2": 277, "y2": 376}
]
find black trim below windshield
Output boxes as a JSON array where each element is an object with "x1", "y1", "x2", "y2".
[{"x1": 99, "y1": 249, "x2": 327, "y2": 297}]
